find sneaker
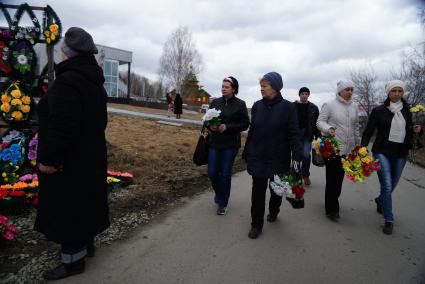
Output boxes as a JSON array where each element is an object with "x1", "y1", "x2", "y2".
[
  {"x1": 383, "y1": 222, "x2": 393, "y2": 235},
  {"x1": 303, "y1": 177, "x2": 311, "y2": 186},
  {"x1": 375, "y1": 198, "x2": 382, "y2": 214},
  {"x1": 248, "y1": 227, "x2": 262, "y2": 239},
  {"x1": 43, "y1": 259, "x2": 85, "y2": 280},
  {"x1": 216, "y1": 206, "x2": 226, "y2": 215},
  {"x1": 266, "y1": 214, "x2": 277, "y2": 222}
]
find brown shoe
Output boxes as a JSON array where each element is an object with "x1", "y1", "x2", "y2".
[{"x1": 303, "y1": 177, "x2": 311, "y2": 186}]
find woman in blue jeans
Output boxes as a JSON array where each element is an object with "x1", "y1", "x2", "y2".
[
  {"x1": 361, "y1": 80, "x2": 422, "y2": 235},
  {"x1": 207, "y1": 76, "x2": 250, "y2": 215}
]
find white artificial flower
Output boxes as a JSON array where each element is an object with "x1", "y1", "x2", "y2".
[
  {"x1": 202, "y1": 108, "x2": 221, "y2": 122},
  {"x1": 17, "y1": 55, "x2": 28, "y2": 65}
]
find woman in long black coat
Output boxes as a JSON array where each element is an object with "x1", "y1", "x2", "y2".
[
  {"x1": 34, "y1": 27, "x2": 109, "y2": 280},
  {"x1": 174, "y1": 93, "x2": 183, "y2": 119},
  {"x1": 243, "y1": 72, "x2": 303, "y2": 239}
]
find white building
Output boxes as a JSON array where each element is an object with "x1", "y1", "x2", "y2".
[{"x1": 35, "y1": 41, "x2": 133, "y2": 98}]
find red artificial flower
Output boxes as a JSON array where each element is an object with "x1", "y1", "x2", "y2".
[
  {"x1": 324, "y1": 141, "x2": 333, "y2": 151},
  {"x1": 8, "y1": 191, "x2": 25, "y2": 197},
  {"x1": 353, "y1": 145, "x2": 361, "y2": 152},
  {"x1": 322, "y1": 152, "x2": 331, "y2": 158},
  {"x1": 42, "y1": 85, "x2": 48, "y2": 93},
  {"x1": 0, "y1": 41, "x2": 4, "y2": 48},
  {"x1": 292, "y1": 185, "x2": 305, "y2": 198}
]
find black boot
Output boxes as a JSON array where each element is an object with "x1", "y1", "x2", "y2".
[
  {"x1": 375, "y1": 198, "x2": 383, "y2": 214},
  {"x1": 266, "y1": 214, "x2": 277, "y2": 222},
  {"x1": 43, "y1": 259, "x2": 85, "y2": 280},
  {"x1": 87, "y1": 243, "x2": 96, "y2": 257},
  {"x1": 248, "y1": 227, "x2": 262, "y2": 239}
]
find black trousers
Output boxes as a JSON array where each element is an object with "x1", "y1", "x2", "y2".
[
  {"x1": 251, "y1": 176, "x2": 282, "y2": 229},
  {"x1": 61, "y1": 238, "x2": 93, "y2": 264},
  {"x1": 324, "y1": 156, "x2": 345, "y2": 214}
]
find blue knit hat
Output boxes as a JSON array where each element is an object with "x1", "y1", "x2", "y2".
[{"x1": 262, "y1": 72, "x2": 283, "y2": 92}]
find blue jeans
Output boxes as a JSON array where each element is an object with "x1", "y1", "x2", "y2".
[
  {"x1": 373, "y1": 153, "x2": 407, "y2": 223},
  {"x1": 208, "y1": 147, "x2": 238, "y2": 207},
  {"x1": 301, "y1": 138, "x2": 312, "y2": 177}
]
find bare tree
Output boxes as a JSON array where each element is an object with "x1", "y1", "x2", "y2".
[
  {"x1": 158, "y1": 26, "x2": 202, "y2": 94},
  {"x1": 392, "y1": 44, "x2": 425, "y2": 106},
  {"x1": 350, "y1": 65, "x2": 381, "y2": 120},
  {"x1": 120, "y1": 72, "x2": 165, "y2": 100}
]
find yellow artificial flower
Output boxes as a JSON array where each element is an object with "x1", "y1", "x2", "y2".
[
  {"x1": 21, "y1": 96, "x2": 31, "y2": 104},
  {"x1": 1, "y1": 172, "x2": 6, "y2": 177},
  {"x1": 51, "y1": 34, "x2": 56, "y2": 40},
  {"x1": 11, "y1": 89, "x2": 21, "y2": 98},
  {"x1": 1, "y1": 94, "x2": 11, "y2": 104},
  {"x1": 410, "y1": 105, "x2": 425, "y2": 113},
  {"x1": 11, "y1": 111, "x2": 23, "y2": 120},
  {"x1": 20, "y1": 104, "x2": 30, "y2": 113},
  {"x1": 361, "y1": 157, "x2": 372, "y2": 164},
  {"x1": 343, "y1": 161, "x2": 351, "y2": 169},
  {"x1": 11, "y1": 98, "x2": 22, "y2": 106},
  {"x1": 1, "y1": 103, "x2": 10, "y2": 113},
  {"x1": 50, "y1": 24, "x2": 59, "y2": 34},
  {"x1": 358, "y1": 147, "x2": 368, "y2": 156},
  {"x1": 46, "y1": 38, "x2": 51, "y2": 44}
]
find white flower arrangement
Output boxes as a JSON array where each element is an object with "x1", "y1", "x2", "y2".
[
  {"x1": 202, "y1": 108, "x2": 222, "y2": 128},
  {"x1": 270, "y1": 175, "x2": 295, "y2": 198}
]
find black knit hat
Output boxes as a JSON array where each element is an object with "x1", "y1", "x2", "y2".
[
  {"x1": 299, "y1": 87, "x2": 310, "y2": 95},
  {"x1": 64, "y1": 27, "x2": 98, "y2": 54},
  {"x1": 223, "y1": 76, "x2": 239, "y2": 95}
]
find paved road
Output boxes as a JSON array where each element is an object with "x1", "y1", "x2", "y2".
[
  {"x1": 61, "y1": 163, "x2": 425, "y2": 284},
  {"x1": 107, "y1": 107, "x2": 203, "y2": 126}
]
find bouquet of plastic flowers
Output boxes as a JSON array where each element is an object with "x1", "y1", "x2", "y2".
[
  {"x1": 202, "y1": 108, "x2": 222, "y2": 129},
  {"x1": 409, "y1": 104, "x2": 425, "y2": 164},
  {"x1": 270, "y1": 170, "x2": 305, "y2": 209},
  {"x1": 0, "y1": 214, "x2": 17, "y2": 241},
  {"x1": 312, "y1": 135, "x2": 340, "y2": 159},
  {"x1": 341, "y1": 146, "x2": 380, "y2": 182}
]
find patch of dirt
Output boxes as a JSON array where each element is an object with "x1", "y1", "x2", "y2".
[{"x1": 0, "y1": 113, "x2": 246, "y2": 283}]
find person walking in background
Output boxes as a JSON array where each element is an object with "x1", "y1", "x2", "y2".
[
  {"x1": 166, "y1": 91, "x2": 173, "y2": 117},
  {"x1": 243, "y1": 72, "x2": 303, "y2": 239},
  {"x1": 34, "y1": 27, "x2": 110, "y2": 280},
  {"x1": 317, "y1": 80, "x2": 360, "y2": 221},
  {"x1": 361, "y1": 80, "x2": 422, "y2": 235},
  {"x1": 207, "y1": 76, "x2": 249, "y2": 215},
  {"x1": 174, "y1": 93, "x2": 183, "y2": 119},
  {"x1": 293, "y1": 87, "x2": 320, "y2": 186}
]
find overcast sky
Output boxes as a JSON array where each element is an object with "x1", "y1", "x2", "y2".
[{"x1": 4, "y1": 0, "x2": 424, "y2": 107}]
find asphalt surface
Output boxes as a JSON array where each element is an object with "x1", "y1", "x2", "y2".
[{"x1": 60, "y1": 162, "x2": 425, "y2": 284}]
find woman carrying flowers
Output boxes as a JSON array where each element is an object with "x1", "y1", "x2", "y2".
[
  {"x1": 206, "y1": 76, "x2": 249, "y2": 215},
  {"x1": 361, "y1": 80, "x2": 422, "y2": 235},
  {"x1": 317, "y1": 80, "x2": 360, "y2": 221},
  {"x1": 243, "y1": 72, "x2": 303, "y2": 239}
]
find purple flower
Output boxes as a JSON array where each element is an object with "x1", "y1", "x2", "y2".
[{"x1": 28, "y1": 150, "x2": 37, "y2": 161}]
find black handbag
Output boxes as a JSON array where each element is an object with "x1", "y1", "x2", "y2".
[
  {"x1": 312, "y1": 148, "x2": 325, "y2": 167},
  {"x1": 193, "y1": 126, "x2": 209, "y2": 166}
]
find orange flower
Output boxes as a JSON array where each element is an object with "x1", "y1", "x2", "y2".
[
  {"x1": 1, "y1": 94, "x2": 10, "y2": 104},
  {"x1": 11, "y1": 89, "x2": 21, "y2": 98},
  {"x1": 21, "y1": 96, "x2": 31, "y2": 104},
  {"x1": 20, "y1": 104, "x2": 30, "y2": 113},
  {"x1": 11, "y1": 98, "x2": 22, "y2": 106},
  {"x1": 1, "y1": 103, "x2": 10, "y2": 113},
  {"x1": 11, "y1": 111, "x2": 23, "y2": 120},
  {"x1": 49, "y1": 24, "x2": 59, "y2": 34}
]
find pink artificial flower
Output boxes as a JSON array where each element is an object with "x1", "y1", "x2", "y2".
[
  {"x1": 7, "y1": 224, "x2": 17, "y2": 233},
  {"x1": 2, "y1": 231, "x2": 14, "y2": 240},
  {"x1": 0, "y1": 215, "x2": 8, "y2": 226}
]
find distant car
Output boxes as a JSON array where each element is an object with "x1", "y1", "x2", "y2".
[{"x1": 200, "y1": 104, "x2": 209, "y2": 113}]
